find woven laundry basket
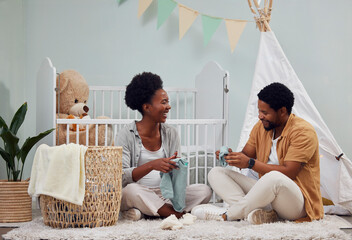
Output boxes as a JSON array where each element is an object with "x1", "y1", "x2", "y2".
[
  {"x1": 0, "y1": 180, "x2": 32, "y2": 223},
  {"x1": 40, "y1": 146, "x2": 122, "y2": 228}
]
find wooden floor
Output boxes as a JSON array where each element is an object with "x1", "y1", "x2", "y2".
[{"x1": 1, "y1": 210, "x2": 352, "y2": 240}]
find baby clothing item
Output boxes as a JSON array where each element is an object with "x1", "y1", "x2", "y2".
[
  {"x1": 28, "y1": 143, "x2": 88, "y2": 205},
  {"x1": 160, "y1": 213, "x2": 197, "y2": 230},
  {"x1": 160, "y1": 214, "x2": 183, "y2": 230},
  {"x1": 160, "y1": 158, "x2": 188, "y2": 212},
  {"x1": 179, "y1": 213, "x2": 197, "y2": 225},
  {"x1": 219, "y1": 146, "x2": 229, "y2": 167}
]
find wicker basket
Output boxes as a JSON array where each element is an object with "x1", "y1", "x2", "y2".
[
  {"x1": 0, "y1": 180, "x2": 32, "y2": 223},
  {"x1": 40, "y1": 146, "x2": 122, "y2": 228}
]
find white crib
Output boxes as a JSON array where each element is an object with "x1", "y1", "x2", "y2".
[{"x1": 36, "y1": 58, "x2": 229, "y2": 201}]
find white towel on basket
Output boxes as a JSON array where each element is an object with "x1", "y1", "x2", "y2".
[{"x1": 28, "y1": 143, "x2": 88, "y2": 205}]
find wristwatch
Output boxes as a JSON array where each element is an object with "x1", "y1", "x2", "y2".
[{"x1": 248, "y1": 158, "x2": 256, "y2": 169}]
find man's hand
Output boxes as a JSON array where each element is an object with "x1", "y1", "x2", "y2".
[
  {"x1": 216, "y1": 148, "x2": 233, "y2": 159},
  {"x1": 225, "y1": 151, "x2": 250, "y2": 169}
]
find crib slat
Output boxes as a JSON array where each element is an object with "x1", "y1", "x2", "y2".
[
  {"x1": 66, "y1": 125, "x2": 69, "y2": 143},
  {"x1": 113, "y1": 125, "x2": 117, "y2": 145},
  {"x1": 195, "y1": 125, "x2": 199, "y2": 184},
  {"x1": 95, "y1": 124, "x2": 98, "y2": 146},
  {"x1": 187, "y1": 124, "x2": 190, "y2": 186},
  {"x1": 101, "y1": 91, "x2": 105, "y2": 116},
  {"x1": 204, "y1": 124, "x2": 208, "y2": 185},
  {"x1": 193, "y1": 92, "x2": 196, "y2": 119},
  {"x1": 212, "y1": 124, "x2": 216, "y2": 203},
  {"x1": 184, "y1": 94, "x2": 187, "y2": 119},
  {"x1": 176, "y1": 92, "x2": 179, "y2": 119},
  {"x1": 86, "y1": 125, "x2": 89, "y2": 145},
  {"x1": 93, "y1": 91, "x2": 97, "y2": 118},
  {"x1": 76, "y1": 127, "x2": 79, "y2": 144},
  {"x1": 105, "y1": 124, "x2": 108, "y2": 146},
  {"x1": 110, "y1": 91, "x2": 113, "y2": 118},
  {"x1": 118, "y1": 91, "x2": 122, "y2": 119}
]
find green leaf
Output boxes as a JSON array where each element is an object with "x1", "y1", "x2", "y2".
[
  {"x1": 12, "y1": 170, "x2": 21, "y2": 181},
  {"x1": 0, "y1": 116, "x2": 8, "y2": 130},
  {"x1": 19, "y1": 128, "x2": 55, "y2": 164},
  {"x1": 0, "y1": 146, "x2": 11, "y2": 164},
  {"x1": 0, "y1": 129, "x2": 19, "y2": 159},
  {"x1": 0, "y1": 116, "x2": 9, "y2": 136},
  {"x1": 0, "y1": 145, "x2": 15, "y2": 175},
  {"x1": 9, "y1": 102, "x2": 27, "y2": 135}
]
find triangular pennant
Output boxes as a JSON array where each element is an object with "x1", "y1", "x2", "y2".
[
  {"x1": 225, "y1": 19, "x2": 247, "y2": 53},
  {"x1": 138, "y1": 0, "x2": 153, "y2": 18},
  {"x1": 179, "y1": 4, "x2": 199, "y2": 40},
  {"x1": 157, "y1": 0, "x2": 177, "y2": 29},
  {"x1": 202, "y1": 15, "x2": 222, "y2": 46}
]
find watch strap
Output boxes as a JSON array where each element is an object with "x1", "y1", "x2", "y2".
[{"x1": 248, "y1": 158, "x2": 255, "y2": 169}]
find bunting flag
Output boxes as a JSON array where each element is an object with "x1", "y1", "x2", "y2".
[
  {"x1": 138, "y1": 0, "x2": 153, "y2": 18},
  {"x1": 121, "y1": 0, "x2": 250, "y2": 53},
  {"x1": 179, "y1": 4, "x2": 199, "y2": 40},
  {"x1": 157, "y1": 0, "x2": 177, "y2": 29},
  {"x1": 225, "y1": 19, "x2": 247, "y2": 53},
  {"x1": 202, "y1": 15, "x2": 222, "y2": 46}
]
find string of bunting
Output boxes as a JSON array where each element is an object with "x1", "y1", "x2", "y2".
[{"x1": 118, "y1": 0, "x2": 250, "y2": 53}]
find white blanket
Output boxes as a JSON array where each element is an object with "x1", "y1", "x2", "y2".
[{"x1": 28, "y1": 143, "x2": 88, "y2": 205}]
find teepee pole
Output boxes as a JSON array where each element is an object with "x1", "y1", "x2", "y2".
[
  {"x1": 247, "y1": 0, "x2": 273, "y2": 32},
  {"x1": 247, "y1": 0, "x2": 262, "y2": 30}
]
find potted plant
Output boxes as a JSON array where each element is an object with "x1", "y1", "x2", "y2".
[{"x1": 0, "y1": 102, "x2": 54, "y2": 222}]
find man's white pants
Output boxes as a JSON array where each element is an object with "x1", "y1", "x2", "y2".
[{"x1": 208, "y1": 167, "x2": 306, "y2": 221}]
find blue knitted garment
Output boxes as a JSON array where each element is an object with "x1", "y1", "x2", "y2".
[
  {"x1": 219, "y1": 146, "x2": 229, "y2": 167},
  {"x1": 160, "y1": 158, "x2": 188, "y2": 212}
]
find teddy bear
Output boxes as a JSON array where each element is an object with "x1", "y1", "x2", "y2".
[{"x1": 56, "y1": 70, "x2": 113, "y2": 146}]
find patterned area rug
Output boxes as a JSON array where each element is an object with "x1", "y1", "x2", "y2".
[{"x1": 3, "y1": 215, "x2": 352, "y2": 240}]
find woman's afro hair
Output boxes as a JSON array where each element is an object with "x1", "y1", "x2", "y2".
[
  {"x1": 257, "y1": 82, "x2": 294, "y2": 114},
  {"x1": 125, "y1": 72, "x2": 163, "y2": 114}
]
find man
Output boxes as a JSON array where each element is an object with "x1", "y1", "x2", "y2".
[{"x1": 191, "y1": 82, "x2": 324, "y2": 224}]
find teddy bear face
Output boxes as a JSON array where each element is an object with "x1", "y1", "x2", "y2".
[{"x1": 56, "y1": 70, "x2": 90, "y2": 116}]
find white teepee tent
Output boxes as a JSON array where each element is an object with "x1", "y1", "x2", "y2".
[{"x1": 237, "y1": 0, "x2": 352, "y2": 213}]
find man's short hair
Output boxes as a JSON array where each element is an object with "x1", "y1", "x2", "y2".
[{"x1": 257, "y1": 82, "x2": 294, "y2": 114}]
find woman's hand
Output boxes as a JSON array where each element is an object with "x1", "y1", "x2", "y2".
[{"x1": 150, "y1": 151, "x2": 179, "y2": 173}]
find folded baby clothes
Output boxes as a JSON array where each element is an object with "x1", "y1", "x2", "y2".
[
  {"x1": 180, "y1": 213, "x2": 197, "y2": 225},
  {"x1": 160, "y1": 158, "x2": 188, "y2": 212},
  {"x1": 160, "y1": 214, "x2": 183, "y2": 230},
  {"x1": 28, "y1": 143, "x2": 88, "y2": 205},
  {"x1": 219, "y1": 146, "x2": 229, "y2": 167},
  {"x1": 160, "y1": 213, "x2": 197, "y2": 230}
]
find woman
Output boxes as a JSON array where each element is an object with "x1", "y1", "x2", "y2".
[{"x1": 117, "y1": 72, "x2": 212, "y2": 221}]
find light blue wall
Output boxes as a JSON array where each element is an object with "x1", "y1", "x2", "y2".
[
  {"x1": 0, "y1": 0, "x2": 351, "y2": 179},
  {"x1": 0, "y1": 0, "x2": 25, "y2": 179}
]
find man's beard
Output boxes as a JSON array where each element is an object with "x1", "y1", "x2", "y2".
[{"x1": 262, "y1": 121, "x2": 277, "y2": 131}]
